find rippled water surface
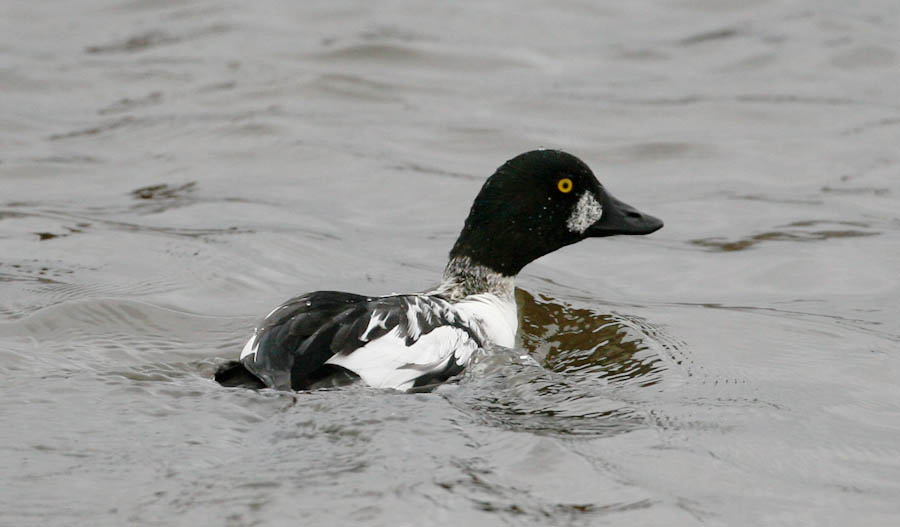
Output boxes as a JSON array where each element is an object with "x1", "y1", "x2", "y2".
[{"x1": 3, "y1": 1, "x2": 900, "y2": 525}]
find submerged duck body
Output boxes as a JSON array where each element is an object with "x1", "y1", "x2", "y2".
[{"x1": 216, "y1": 150, "x2": 662, "y2": 392}]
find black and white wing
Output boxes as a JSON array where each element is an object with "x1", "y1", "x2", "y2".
[
  {"x1": 324, "y1": 295, "x2": 487, "y2": 391},
  {"x1": 238, "y1": 291, "x2": 369, "y2": 390},
  {"x1": 238, "y1": 292, "x2": 486, "y2": 391}
]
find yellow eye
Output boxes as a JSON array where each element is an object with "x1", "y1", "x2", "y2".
[{"x1": 557, "y1": 178, "x2": 573, "y2": 193}]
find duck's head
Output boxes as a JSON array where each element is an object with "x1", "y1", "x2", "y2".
[{"x1": 449, "y1": 149, "x2": 663, "y2": 276}]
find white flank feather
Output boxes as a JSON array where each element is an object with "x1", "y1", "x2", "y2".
[
  {"x1": 325, "y1": 326, "x2": 479, "y2": 391},
  {"x1": 240, "y1": 333, "x2": 259, "y2": 360}
]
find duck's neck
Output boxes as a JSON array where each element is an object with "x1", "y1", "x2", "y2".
[{"x1": 433, "y1": 256, "x2": 516, "y2": 301}]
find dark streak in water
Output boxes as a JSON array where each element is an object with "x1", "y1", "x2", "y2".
[
  {"x1": 691, "y1": 229, "x2": 879, "y2": 252},
  {"x1": 314, "y1": 43, "x2": 425, "y2": 62},
  {"x1": 18, "y1": 155, "x2": 102, "y2": 165},
  {"x1": 0, "y1": 272, "x2": 64, "y2": 285},
  {"x1": 310, "y1": 43, "x2": 531, "y2": 71},
  {"x1": 680, "y1": 28, "x2": 741, "y2": 46},
  {"x1": 48, "y1": 117, "x2": 137, "y2": 141},
  {"x1": 389, "y1": 162, "x2": 482, "y2": 181},
  {"x1": 675, "y1": 301, "x2": 877, "y2": 325},
  {"x1": 734, "y1": 94, "x2": 876, "y2": 107},
  {"x1": 84, "y1": 25, "x2": 231, "y2": 54},
  {"x1": 358, "y1": 26, "x2": 432, "y2": 44},
  {"x1": 671, "y1": 302, "x2": 899, "y2": 342},
  {"x1": 48, "y1": 107, "x2": 284, "y2": 141},
  {"x1": 308, "y1": 74, "x2": 405, "y2": 103},
  {"x1": 782, "y1": 220, "x2": 870, "y2": 228},
  {"x1": 195, "y1": 81, "x2": 237, "y2": 94},
  {"x1": 613, "y1": 141, "x2": 714, "y2": 161},
  {"x1": 841, "y1": 117, "x2": 900, "y2": 135},
  {"x1": 98, "y1": 91, "x2": 163, "y2": 115},
  {"x1": 727, "y1": 193, "x2": 823, "y2": 205},
  {"x1": 8, "y1": 207, "x2": 253, "y2": 241},
  {"x1": 609, "y1": 94, "x2": 888, "y2": 108},
  {"x1": 132, "y1": 182, "x2": 198, "y2": 200},
  {"x1": 0, "y1": 211, "x2": 28, "y2": 220},
  {"x1": 821, "y1": 186, "x2": 890, "y2": 196},
  {"x1": 86, "y1": 31, "x2": 180, "y2": 54}
]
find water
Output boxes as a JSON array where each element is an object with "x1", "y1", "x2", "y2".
[{"x1": 2, "y1": 1, "x2": 900, "y2": 525}]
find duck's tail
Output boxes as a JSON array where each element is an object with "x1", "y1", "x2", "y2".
[{"x1": 214, "y1": 360, "x2": 266, "y2": 389}]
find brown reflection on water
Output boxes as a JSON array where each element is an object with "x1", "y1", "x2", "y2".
[{"x1": 516, "y1": 289, "x2": 664, "y2": 387}]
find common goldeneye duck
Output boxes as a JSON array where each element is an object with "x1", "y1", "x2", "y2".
[{"x1": 215, "y1": 149, "x2": 662, "y2": 392}]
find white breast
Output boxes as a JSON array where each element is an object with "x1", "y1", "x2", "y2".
[{"x1": 452, "y1": 293, "x2": 518, "y2": 348}]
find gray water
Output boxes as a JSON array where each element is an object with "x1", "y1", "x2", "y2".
[{"x1": 2, "y1": 1, "x2": 900, "y2": 525}]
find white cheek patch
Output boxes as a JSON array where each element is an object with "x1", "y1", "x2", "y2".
[{"x1": 566, "y1": 192, "x2": 604, "y2": 234}]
